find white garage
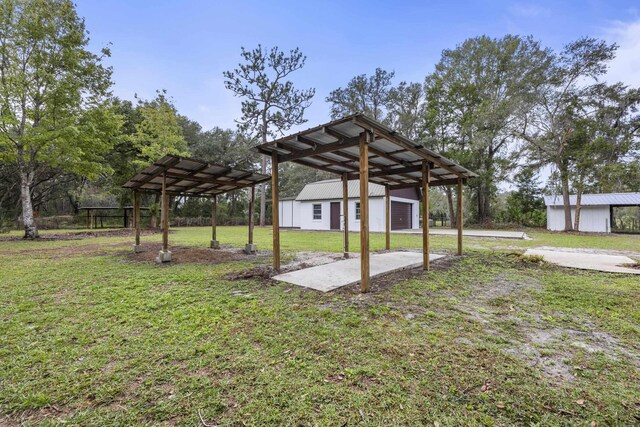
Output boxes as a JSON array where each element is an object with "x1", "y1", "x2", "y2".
[{"x1": 544, "y1": 193, "x2": 640, "y2": 233}]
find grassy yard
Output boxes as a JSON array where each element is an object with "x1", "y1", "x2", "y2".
[{"x1": 1, "y1": 227, "x2": 639, "y2": 426}]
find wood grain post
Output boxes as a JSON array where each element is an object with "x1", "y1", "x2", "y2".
[
  {"x1": 271, "y1": 153, "x2": 280, "y2": 271},
  {"x1": 86, "y1": 209, "x2": 90, "y2": 229},
  {"x1": 211, "y1": 195, "x2": 217, "y2": 242},
  {"x1": 359, "y1": 131, "x2": 370, "y2": 293},
  {"x1": 161, "y1": 172, "x2": 169, "y2": 252},
  {"x1": 342, "y1": 173, "x2": 349, "y2": 258},
  {"x1": 248, "y1": 185, "x2": 255, "y2": 245},
  {"x1": 134, "y1": 191, "x2": 141, "y2": 247},
  {"x1": 385, "y1": 185, "x2": 390, "y2": 251},
  {"x1": 423, "y1": 161, "x2": 430, "y2": 271},
  {"x1": 457, "y1": 177, "x2": 463, "y2": 256}
]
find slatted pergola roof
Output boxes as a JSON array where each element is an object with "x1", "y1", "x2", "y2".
[
  {"x1": 122, "y1": 155, "x2": 271, "y2": 197},
  {"x1": 255, "y1": 113, "x2": 477, "y2": 188}
]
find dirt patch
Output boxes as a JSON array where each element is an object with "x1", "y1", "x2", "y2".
[
  {"x1": 125, "y1": 243, "x2": 252, "y2": 264},
  {"x1": 455, "y1": 274, "x2": 640, "y2": 383}
]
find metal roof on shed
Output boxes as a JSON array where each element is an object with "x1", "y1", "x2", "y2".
[
  {"x1": 255, "y1": 113, "x2": 477, "y2": 189},
  {"x1": 544, "y1": 193, "x2": 640, "y2": 207},
  {"x1": 122, "y1": 155, "x2": 271, "y2": 197},
  {"x1": 296, "y1": 179, "x2": 386, "y2": 201}
]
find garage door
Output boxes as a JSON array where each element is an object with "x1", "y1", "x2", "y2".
[{"x1": 391, "y1": 201, "x2": 412, "y2": 230}]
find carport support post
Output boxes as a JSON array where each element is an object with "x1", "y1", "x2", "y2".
[
  {"x1": 210, "y1": 196, "x2": 219, "y2": 249},
  {"x1": 359, "y1": 131, "x2": 370, "y2": 293},
  {"x1": 385, "y1": 185, "x2": 390, "y2": 251},
  {"x1": 422, "y1": 161, "x2": 430, "y2": 271},
  {"x1": 157, "y1": 172, "x2": 172, "y2": 263},
  {"x1": 457, "y1": 177, "x2": 463, "y2": 256},
  {"x1": 133, "y1": 190, "x2": 142, "y2": 253},
  {"x1": 342, "y1": 173, "x2": 349, "y2": 258},
  {"x1": 245, "y1": 185, "x2": 256, "y2": 254},
  {"x1": 272, "y1": 153, "x2": 281, "y2": 271}
]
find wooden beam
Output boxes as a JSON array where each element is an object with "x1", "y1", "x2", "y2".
[
  {"x1": 134, "y1": 191, "x2": 141, "y2": 247},
  {"x1": 273, "y1": 137, "x2": 360, "y2": 162},
  {"x1": 271, "y1": 153, "x2": 280, "y2": 271},
  {"x1": 385, "y1": 185, "x2": 390, "y2": 251},
  {"x1": 342, "y1": 173, "x2": 349, "y2": 258},
  {"x1": 423, "y1": 162, "x2": 430, "y2": 271},
  {"x1": 161, "y1": 172, "x2": 169, "y2": 252},
  {"x1": 129, "y1": 156, "x2": 182, "y2": 189},
  {"x1": 211, "y1": 195, "x2": 217, "y2": 241},
  {"x1": 248, "y1": 185, "x2": 255, "y2": 245},
  {"x1": 388, "y1": 178, "x2": 466, "y2": 190},
  {"x1": 359, "y1": 132, "x2": 370, "y2": 293},
  {"x1": 457, "y1": 177, "x2": 463, "y2": 256}
]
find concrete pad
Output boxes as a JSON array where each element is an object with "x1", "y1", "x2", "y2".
[
  {"x1": 394, "y1": 228, "x2": 529, "y2": 240},
  {"x1": 524, "y1": 248, "x2": 640, "y2": 274},
  {"x1": 210, "y1": 240, "x2": 220, "y2": 249},
  {"x1": 132, "y1": 244, "x2": 143, "y2": 253},
  {"x1": 273, "y1": 251, "x2": 445, "y2": 292},
  {"x1": 243, "y1": 243, "x2": 257, "y2": 254}
]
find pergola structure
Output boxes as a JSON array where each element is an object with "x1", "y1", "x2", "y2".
[
  {"x1": 256, "y1": 114, "x2": 477, "y2": 292},
  {"x1": 123, "y1": 155, "x2": 271, "y2": 262}
]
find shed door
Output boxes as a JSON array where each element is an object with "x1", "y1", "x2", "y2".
[
  {"x1": 391, "y1": 201, "x2": 412, "y2": 230},
  {"x1": 330, "y1": 202, "x2": 341, "y2": 230}
]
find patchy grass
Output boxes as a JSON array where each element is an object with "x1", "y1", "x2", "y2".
[{"x1": 0, "y1": 227, "x2": 639, "y2": 426}]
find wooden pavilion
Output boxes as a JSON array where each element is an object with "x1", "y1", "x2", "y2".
[
  {"x1": 123, "y1": 155, "x2": 271, "y2": 262},
  {"x1": 256, "y1": 114, "x2": 477, "y2": 292}
]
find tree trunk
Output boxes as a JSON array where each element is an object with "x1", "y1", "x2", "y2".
[
  {"x1": 20, "y1": 172, "x2": 39, "y2": 239},
  {"x1": 574, "y1": 189, "x2": 582, "y2": 232},
  {"x1": 445, "y1": 186, "x2": 456, "y2": 229},
  {"x1": 259, "y1": 156, "x2": 267, "y2": 226},
  {"x1": 559, "y1": 163, "x2": 573, "y2": 232}
]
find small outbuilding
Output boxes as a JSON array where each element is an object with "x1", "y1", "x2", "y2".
[
  {"x1": 544, "y1": 193, "x2": 640, "y2": 233},
  {"x1": 279, "y1": 179, "x2": 420, "y2": 232}
]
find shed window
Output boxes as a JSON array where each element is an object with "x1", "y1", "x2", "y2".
[
  {"x1": 313, "y1": 204, "x2": 322, "y2": 220},
  {"x1": 355, "y1": 202, "x2": 360, "y2": 220}
]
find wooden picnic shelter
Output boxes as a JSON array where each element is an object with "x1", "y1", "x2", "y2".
[
  {"x1": 256, "y1": 113, "x2": 477, "y2": 292},
  {"x1": 123, "y1": 155, "x2": 271, "y2": 262}
]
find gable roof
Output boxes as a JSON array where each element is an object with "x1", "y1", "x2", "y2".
[
  {"x1": 296, "y1": 179, "x2": 386, "y2": 201},
  {"x1": 255, "y1": 113, "x2": 477, "y2": 189},
  {"x1": 544, "y1": 193, "x2": 640, "y2": 207}
]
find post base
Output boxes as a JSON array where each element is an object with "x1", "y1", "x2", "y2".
[
  {"x1": 133, "y1": 244, "x2": 143, "y2": 253},
  {"x1": 243, "y1": 243, "x2": 257, "y2": 254},
  {"x1": 210, "y1": 240, "x2": 220, "y2": 249},
  {"x1": 156, "y1": 250, "x2": 172, "y2": 263}
]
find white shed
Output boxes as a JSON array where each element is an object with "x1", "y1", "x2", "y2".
[
  {"x1": 279, "y1": 179, "x2": 420, "y2": 232},
  {"x1": 544, "y1": 193, "x2": 640, "y2": 233}
]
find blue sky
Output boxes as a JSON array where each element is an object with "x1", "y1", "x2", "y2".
[{"x1": 77, "y1": 0, "x2": 640, "y2": 132}]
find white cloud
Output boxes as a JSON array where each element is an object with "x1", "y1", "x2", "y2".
[{"x1": 603, "y1": 19, "x2": 640, "y2": 87}]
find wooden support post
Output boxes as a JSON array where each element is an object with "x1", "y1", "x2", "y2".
[
  {"x1": 248, "y1": 185, "x2": 255, "y2": 245},
  {"x1": 422, "y1": 161, "x2": 430, "y2": 271},
  {"x1": 134, "y1": 191, "x2": 141, "y2": 247},
  {"x1": 161, "y1": 172, "x2": 169, "y2": 252},
  {"x1": 271, "y1": 153, "x2": 280, "y2": 271},
  {"x1": 342, "y1": 173, "x2": 349, "y2": 258},
  {"x1": 86, "y1": 209, "x2": 90, "y2": 229},
  {"x1": 457, "y1": 177, "x2": 463, "y2": 256},
  {"x1": 359, "y1": 131, "x2": 370, "y2": 293},
  {"x1": 210, "y1": 195, "x2": 219, "y2": 249},
  {"x1": 385, "y1": 185, "x2": 390, "y2": 251}
]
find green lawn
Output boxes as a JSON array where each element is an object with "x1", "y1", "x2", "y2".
[{"x1": 1, "y1": 227, "x2": 639, "y2": 426}]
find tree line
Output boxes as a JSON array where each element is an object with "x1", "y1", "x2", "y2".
[{"x1": 1, "y1": 0, "x2": 638, "y2": 238}]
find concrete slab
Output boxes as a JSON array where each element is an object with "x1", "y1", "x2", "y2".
[
  {"x1": 273, "y1": 251, "x2": 445, "y2": 292},
  {"x1": 394, "y1": 228, "x2": 530, "y2": 240},
  {"x1": 524, "y1": 248, "x2": 640, "y2": 275}
]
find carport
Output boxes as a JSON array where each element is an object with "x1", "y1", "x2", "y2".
[
  {"x1": 256, "y1": 113, "x2": 477, "y2": 292},
  {"x1": 123, "y1": 155, "x2": 271, "y2": 262}
]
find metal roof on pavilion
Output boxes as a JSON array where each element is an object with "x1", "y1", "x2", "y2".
[
  {"x1": 255, "y1": 113, "x2": 477, "y2": 189},
  {"x1": 122, "y1": 155, "x2": 271, "y2": 197}
]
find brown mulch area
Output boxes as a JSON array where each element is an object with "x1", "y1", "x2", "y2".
[
  {"x1": 124, "y1": 243, "x2": 252, "y2": 264},
  {"x1": 0, "y1": 229, "x2": 162, "y2": 241}
]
